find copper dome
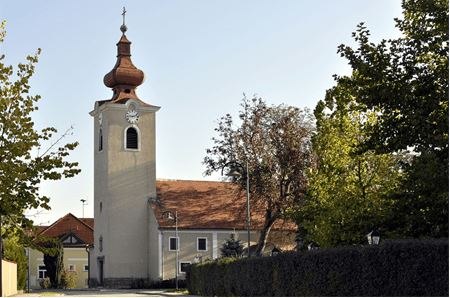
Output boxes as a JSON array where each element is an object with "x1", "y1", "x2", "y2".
[{"x1": 103, "y1": 34, "x2": 145, "y2": 102}]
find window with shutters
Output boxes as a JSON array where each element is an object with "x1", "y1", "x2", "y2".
[{"x1": 126, "y1": 127, "x2": 138, "y2": 149}]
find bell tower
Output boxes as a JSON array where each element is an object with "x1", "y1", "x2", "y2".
[{"x1": 89, "y1": 9, "x2": 160, "y2": 287}]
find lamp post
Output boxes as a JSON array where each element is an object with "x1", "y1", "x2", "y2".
[
  {"x1": 222, "y1": 161, "x2": 251, "y2": 258},
  {"x1": 85, "y1": 244, "x2": 92, "y2": 288},
  {"x1": 307, "y1": 242, "x2": 319, "y2": 251},
  {"x1": 367, "y1": 229, "x2": 381, "y2": 245},
  {"x1": 80, "y1": 199, "x2": 87, "y2": 218},
  {"x1": 162, "y1": 210, "x2": 179, "y2": 290},
  {"x1": 26, "y1": 247, "x2": 30, "y2": 293}
]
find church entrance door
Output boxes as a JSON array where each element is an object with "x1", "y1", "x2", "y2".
[{"x1": 98, "y1": 257, "x2": 104, "y2": 286}]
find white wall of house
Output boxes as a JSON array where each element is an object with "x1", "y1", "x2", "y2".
[
  {"x1": 159, "y1": 229, "x2": 259, "y2": 280},
  {"x1": 28, "y1": 247, "x2": 89, "y2": 289}
]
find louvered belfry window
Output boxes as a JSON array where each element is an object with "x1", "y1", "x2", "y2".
[{"x1": 126, "y1": 127, "x2": 138, "y2": 149}]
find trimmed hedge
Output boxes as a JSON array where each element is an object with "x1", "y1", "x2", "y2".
[{"x1": 187, "y1": 239, "x2": 448, "y2": 296}]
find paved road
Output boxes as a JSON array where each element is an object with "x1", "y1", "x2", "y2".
[{"x1": 13, "y1": 289, "x2": 193, "y2": 297}]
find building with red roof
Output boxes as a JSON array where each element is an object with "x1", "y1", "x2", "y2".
[
  {"x1": 88, "y1": 16, "x2": 296, "y2": 288},
  {"x1": 28, "y1": 213, "x2": 94, "y2": 289}
]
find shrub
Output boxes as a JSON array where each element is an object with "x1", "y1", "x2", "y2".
[
  {"x1": 3, "y1": 237, "x2": 27, "y2": 290},
  {"x1": 220, "y1": 237, "x2": 244, "y2": 258},
  {"x1": 39, "y1": 278, "x2": 51, "y2": 289},
  {"x1": 60, "y1": 270, "x2": 77, "y2": 289},
  {"x1": 187, "y1": 239, "x2": 449, "y2": 296}
]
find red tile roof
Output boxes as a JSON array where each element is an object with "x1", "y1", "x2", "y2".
[
  {"x1": 153, "y1": 180, "x2": 296, "y2": 231},
  {"x1": 37, "y1": 213, "x2": 94, "y2": 245},
  {"x1": 80, "y1": 218, "x2": 94, "y2": 229}
]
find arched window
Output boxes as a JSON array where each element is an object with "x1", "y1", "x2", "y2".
[
  {"x1": 99, "y1": 128, "x2": 103, "y2": 151},
  {"x1": 126, "y1": 127, "x2": 138, "y2": 149}
]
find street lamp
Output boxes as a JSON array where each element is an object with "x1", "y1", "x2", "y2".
[
  {"x1": 221, "y1": 161, "x2": 251, "y2": 258},
  {"x1": 26, "y1": 247, "x2": 30, "y2": 293},
  {"x1": 307, "y1": 242, "x2": 319, "y2": 251},
  {"x1": 80, "y1": 199, "x2": 88, "y2": 218},
  {"x1": 367, "y1": 229, "x2": 381, "y2": 245},
  {"x1": 162, "y1": 210, "x2": 179, "y2": 290},
  {"x1": 85, "y1": 244, "x2": 92, "y2": 288}
]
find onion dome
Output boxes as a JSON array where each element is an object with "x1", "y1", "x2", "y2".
[{"x1": 103, "y1": 18, "x2": 145, "y2": 103}]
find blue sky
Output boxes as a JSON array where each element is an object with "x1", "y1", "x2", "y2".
[{"x1": 1, "y1": 0, "x2": 402, "y2": 225}]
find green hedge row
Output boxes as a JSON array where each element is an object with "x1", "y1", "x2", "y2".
[{"x1": 187, "y1": 239, "x2": 448, "y2": 296}]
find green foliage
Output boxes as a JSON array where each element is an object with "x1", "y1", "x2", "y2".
[
  {"x1": 60, "y1": 270, "x2": 77, "y2": 289},
  {"x1": 187, "y1": 239, "x2": 449, "y2": 296},
  {"x1": 0, "y1": 21, "x2": 80, "y2": 237},
  {"x1": 3, "y1": 236, "x2": 27, "y2": 290},
  {"x1": 327, "y1": 0, "x2": 448, "y2": 238},
  {"x1": 39, "y1": 238, "x2": 64, "y2": 288},
  {"x1": 336, "y1": 0, "x2": 448, "y2": 154},
  {"x1": 204, "y1": 96, "x2": 315, "y2": 255},
  {"x1": 387, "y1": 150, "x2": 449, "y2": 237},
  {"x1": 297, "y1": 99, "x2": 403, "y2": 247},
  {"x1": 220, "y1": 236, "x2": 244, "y2": 258}
]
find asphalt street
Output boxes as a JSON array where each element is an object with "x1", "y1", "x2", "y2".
[{"x1": 12, "y1": 289, "x2": 193, "y2": 297}]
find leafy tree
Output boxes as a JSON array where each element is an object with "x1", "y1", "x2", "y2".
[
  {"x1": 204, "y1": 96, "x2": 315, "y2": 256},
  {"x1": 220, "y1": 235, "x2": 244, "y2": 258},
  {"x1": 41, "y1": 238, "x2": 64, "y2": 288},
  {"x1": 0, "y1": 21, "x2": 80, "y2": 240},
  {"x1": 3, "y1": 236, "x2": 27, "y2": 290},
  {"x1": 330, "y1": 0, "x2": 448, "y2": 238},
  {"x1": 296, "y1": 90, "x2": 403, "y2": 247}
]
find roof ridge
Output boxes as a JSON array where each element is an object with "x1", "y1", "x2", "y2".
[{"x1": 38, "y1": 213, "x2": 93, "y2": 237}]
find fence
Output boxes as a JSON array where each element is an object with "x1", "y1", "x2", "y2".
[{"x1": 2, "y1": 259, "x2": 18, "y2": 297}]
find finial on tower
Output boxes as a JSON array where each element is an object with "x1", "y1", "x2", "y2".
[{"x1": 120, "y1": 7, "x2": 127, "y2": 34}]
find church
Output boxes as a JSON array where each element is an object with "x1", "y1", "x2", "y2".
[{"x1": 88, "y1": 16, "x2": 296, "y2": 288}]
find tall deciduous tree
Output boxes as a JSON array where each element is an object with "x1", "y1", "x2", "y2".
[
  {"x1": 0, "y1": 21, "x2": 80, "y2": 237},
  {"x1": 328, "y1": 0, "x2": 448, "y2": 238},
  {"x1": 204, "y1": 96, "x2": 315, "y2": 256},
  {"x1": 296, "y1": 87, "x2": 403, "y2": 247}
]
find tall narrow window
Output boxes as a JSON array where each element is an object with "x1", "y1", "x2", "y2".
[
  {"x1": 99, "y1": 236, "x2": 103, "y2": 252},
  {"x1": 126, "y1": 127, "x2": 138, "y2": 149},
  {"x1": 169, "y1": 237, "x2": 178, "y2": 251},
  {"x1": 99, "y1": 128, "x2": 103, "y2": 151}
]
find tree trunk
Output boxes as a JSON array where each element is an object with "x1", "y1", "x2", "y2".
[{"x1": 254, "y1": 209, "x2": 277, "y2": 256}]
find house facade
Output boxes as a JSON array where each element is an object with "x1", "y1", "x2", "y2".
[
  {"x1": 88, "y1": 18, "x2": 296, "y2": 288},
  {"x1": 29, "y1": 213, "x2": 93, "y2": 289}
]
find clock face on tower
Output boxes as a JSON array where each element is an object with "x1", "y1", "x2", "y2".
[{"x1": 126, "y1": 109, "x2": 139, "y2": 124}]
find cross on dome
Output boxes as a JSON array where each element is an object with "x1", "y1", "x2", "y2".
[{"x1": 120, "y1": 7, "x2": 127, "y2": 34}]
